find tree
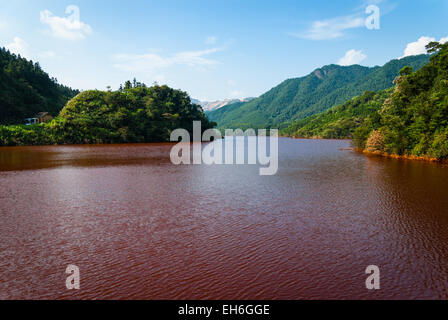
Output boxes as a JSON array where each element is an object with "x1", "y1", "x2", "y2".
[
  {"x1": 366, "y1": 130, "x2": 385, "y2": 153},
  {"x1": 399, "y1": 66, "x2": 413, "y2": 77},
  {"x1": 426, "y1": 41, "x2": 443, "y2": 54}
]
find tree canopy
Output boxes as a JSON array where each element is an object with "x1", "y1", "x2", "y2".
[
  {"x1": 0, "y1": 82, "x2": 216, "y2": 146},
  {"x1": 0, "y1": 47, "x2": 79, "y2": 125},
  {"x1": 281, "y1": 89, "x2": 392, "y2": 139},
  {"x1": 353, "y1": 42, "x2": 448, "y2": 160}
]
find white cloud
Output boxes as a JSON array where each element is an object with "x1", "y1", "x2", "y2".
[
  {"x1": 5, "y1": 37, "x2": 56, "y2": 61},
  {"x1": 206, "y1": 36, "x2": 217, "y2": 45},
  {"x1": 6, "y1": 37, "x2": 30, "y2": 58},
  {"x1": 40, "y1": 5, "x2": 92, "y2": 40},
  {"x1": 113, "y1": 48, "x2": 221, "y2": 72},
  {"x1": 338, "y1": 49, "x2": 367, "y2": 66},
  {"x1": 294, "y1": 14, "x2": 365, "y2": 40},
  {"x1": 401, "y1": 36, "x2": 448, "y2": 58},
  {"x1": 293, "y1": 1, "x2": 394, "y2": 41},
  {"x1": 401, "y1": 36, "x2": 435, "y2": 58}
]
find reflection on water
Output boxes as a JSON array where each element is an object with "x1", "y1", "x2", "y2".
[{"x1": 1, "y1": 139, "x2": 448, "y2": 299}]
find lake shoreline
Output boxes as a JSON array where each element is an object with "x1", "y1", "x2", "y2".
[
  {"x1": 285, "y1": 136, "x2": 448, "y2": 164},
  {"x1": 284, "y1": 135, "x2": 352, "y2": 141},
  {"x1": 360, "y1": 149, "x2": 447, "y2": 163},
  {"x1": 2, "y1": 136, "x2": 447, "y2": 165}
]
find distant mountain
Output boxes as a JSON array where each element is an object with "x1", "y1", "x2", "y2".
[
  {"x1": 208, "y1": 55, "x2": 430, "y2": 129},
  {"x1": 192, "y1": 98, "x2": 255, "y2": 112},
  {"x1": 0, "y1": 47, "x2": 79, "y2": 125}
]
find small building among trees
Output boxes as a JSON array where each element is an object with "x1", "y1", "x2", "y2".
[
  {"x1": 25, "y1": 112, "x2": 53, "y2": 125},
  {"x1": 25, "y1": 118, "x2": 38, "y2": 126}
]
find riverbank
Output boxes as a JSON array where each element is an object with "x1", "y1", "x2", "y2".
[
  {"x1": 286, "y1": 136, "x2": 447, "y2": 164},
  {"x1": 283, "y1": 135, "x2": 352, "y2": 141},
  {"x1": 361, "y1": 149, "x2": 447, "y2": 163}
]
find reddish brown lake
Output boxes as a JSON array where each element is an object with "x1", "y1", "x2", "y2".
[{"x1": 1, "y1": 138, "x2": 448, "y2": 300}]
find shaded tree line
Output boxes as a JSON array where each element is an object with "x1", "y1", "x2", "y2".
[{"x1": 0, "y1": 47, "x2": 79, "y2": 124}]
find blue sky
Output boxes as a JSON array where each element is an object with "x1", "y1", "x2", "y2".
[{"x1": 0, "y1": 0, "x2": 447, "y2": 101}]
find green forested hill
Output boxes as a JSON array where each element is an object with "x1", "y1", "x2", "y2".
[
  {"x1": 354, "y1": 42, "x2": 448, "y2": 160},
  {"x1": 282, "y1": 89, "x2": 392, "y2": 139},
  {"x1": 0, "y1": 47, "x2": 79, "y2": 124},
  {"x1": 208, "y1": 55, "x2": 429, "y2": 129},
  {"x1": 0, "y1": 83, "x2": 216, "y2": 146}
]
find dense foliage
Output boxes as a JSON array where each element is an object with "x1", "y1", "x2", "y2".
[
  {"x1": 354, "y1": 42, "x2": 448, "y2": 160},
  {"x1": 0, "y1": 83, "x2": 216, "y2": 146},
  {"x1": 208, "y1": 55, "x2": 429, "y2": 129},
  {"x1": 0, "y1": 47, "x2": 79, "y2": 125},
  {"x1": 281, "y1": 89, "x2": 392, "y2": 139}
]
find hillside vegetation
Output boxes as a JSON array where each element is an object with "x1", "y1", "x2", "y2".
[
  {"x1": 282, "y1": 89, "x2": 392, "y2": 139},
  {"x1": 353, "y1": 42, "x2": 448, "y2": 160},
  {"x1": 0, "y1": 47, "x2": 79, "y2": 125},
  {"x1": 0, "y1": 83, "x2": 215, "y2": 146},
  {"x1": 208, "y1": 55, "x2": 429, "y2": 129}
]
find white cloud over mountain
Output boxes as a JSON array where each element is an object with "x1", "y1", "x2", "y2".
[
  {"x1": 401, "y1": 36, "x2": 448, "y2": 58},
  {"x1": 338, "y1": 49, "x2": 367, "y2": 66},
  {"x1": 6, "y1": 37, "x2": 56, "y2": 61},
  {"x1": 6, "y1": 37, "x2": 30, "y2": 58}
]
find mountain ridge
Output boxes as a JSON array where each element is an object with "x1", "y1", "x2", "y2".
[
  {"x1": 192, "y1": 97, "x2": 255, "y2": 112},
  {"x1": 208, "y1": 55, "x2": 430, "y2": 129}
]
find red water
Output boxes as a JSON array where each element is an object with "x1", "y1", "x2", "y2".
[{"x1": 1, "y1": 139, "x2": 448, "y2": 300}]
